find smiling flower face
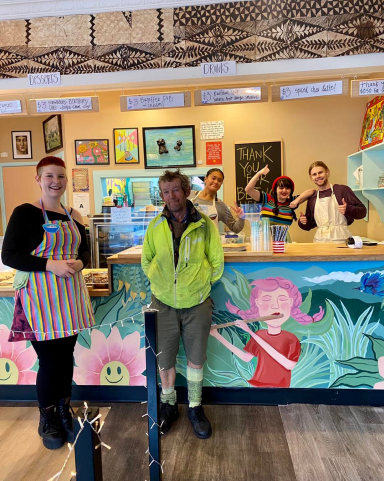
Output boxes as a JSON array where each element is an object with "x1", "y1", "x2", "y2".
[
  {"x1": 0, "y1": 324, "x2": 37, "y2": 385},
  {"x1": 73, "y1": 327, "x2": 146, "y2": 386}
]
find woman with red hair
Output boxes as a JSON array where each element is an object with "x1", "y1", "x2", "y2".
[{"x1": 2, "y1": 156, "x2": 94, "y2": 450}]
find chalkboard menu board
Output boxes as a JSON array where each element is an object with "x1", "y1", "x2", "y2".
[{"x1": 235, "y1": 141, "x2": 283, "y2": 204}]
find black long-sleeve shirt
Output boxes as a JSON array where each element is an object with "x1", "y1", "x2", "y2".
[{"x1": 1, "y1": 203, "x2": 90, "y2": 272}]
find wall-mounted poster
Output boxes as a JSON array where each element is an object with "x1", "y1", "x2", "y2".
[
  {"x1": 75, "y1": 139, "x2": 109, "y2": 165},
  {"x1": 72, "y1": 168, "x2": 89, "y2": 192},
  {"x1": 113, "y1": 128, "x2": 139, "y2": 164},
  {"x1": 206, "y1": 141, "x2": 222, "y2": 165},
  {"x1": 360, "y1": 96, "x2": 384, "y2": 150},
  {"x1": 11, "y1": 131, "x2": 32, "y2": 159},
  {"x1": 143, "y1": 125, "x2": 196, "y2": 169},
  {"x1": 43, "y1": 114, "x2": 63, "y2": 153}
]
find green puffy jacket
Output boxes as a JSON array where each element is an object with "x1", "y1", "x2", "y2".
[{"x1": 141, "y1": 209, "x2": 224, "y2": 309}]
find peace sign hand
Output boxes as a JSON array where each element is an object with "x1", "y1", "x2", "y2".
[{"x1": 231, "y1": 203, "x2": 245, "y2": 219}]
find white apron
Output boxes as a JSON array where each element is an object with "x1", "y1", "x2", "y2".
[
  {"x1": 191, "y1": 191, "x2": 219, "y2": 229},
  {"x1": 313, "y1": 184, "x2": 351, "y2": 244}
]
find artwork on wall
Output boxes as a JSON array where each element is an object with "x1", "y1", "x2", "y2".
[
  {"x1": 113, "y1": 128, "x2": 139, "y2": 164},
  {"x1": 42, "y1": 114, "x2": 63, "y2": 153},
  {"x1": 143, "y1": 125, "x2": 196, "y2": 169},
  {"x1": 11, "y1": 131, "x2": 32, "y2": 159},
  {"x1": 75, "y1": 139, "x2": 109, "y2": 165},
  {"x1": 360, "y1": 96, "x2": 384, "y2": 150}
]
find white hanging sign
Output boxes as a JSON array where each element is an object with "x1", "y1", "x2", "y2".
[
  {"x1": 0, "y1": 100, "x2": 22, "y2": 114},
  {"x1": 111, "y1": 207, "x2": 132, "y2": 224},
  {"x1": 201, "y1": 87, "x2": 262, "y2": 104},
  {"x1": 358, "y1": 80, "x2": 384, "y2": 96},
  {"x1": 201, "y1": 61, "x2": 236, "y2": 77},
  {"x1": 73, "y1": 193, "x2": 90, "y2": 216},
  {"x1": 280, "y1": 80, "x2": 343, "y2": 100},
  {"x1": 36, "y1": 97, "x2": 93, "y2": 113},
  {"x1": 200, "y1": 121, "x2": 224, "y2": 140},
  {"x1": 126, "y1": 93, "x2": 185, "y2": 110},
  {"x1": 27, "y1": 72, "x2": 61, "y2": 87}
]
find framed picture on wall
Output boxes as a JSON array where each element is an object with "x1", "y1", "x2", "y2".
[
  {"x1": 75, "y1": 139, "x2": 110, "y2": 165},
  {"x1": 43, "y1": 114, "x2": 63, "y2": 153},
  {"x1": 113, "y1": 128, "x2": 139, "y2": 164},
  {"x1": 11, "y1": 131, "x2": 32, "y2": 159},
  {"x1": 143, "y1": 125, "x2": 196, "y2": 169}
]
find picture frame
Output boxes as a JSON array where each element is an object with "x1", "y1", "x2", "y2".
[
  {"x1": 43, "y1": 114, "x2": 63, "y2": 153},
  {"x1": 11, "y1": 131, "x2": 32, "y2": 159},
  {"x1": 75, "y1": 139, "x2": 110, "y2": 165},
  {"x1": 113, "y1": 128, "x2": 139, "y2": 164},
  {"x1": 143, "y1": 125, "x2": 196, "y2": 169}
]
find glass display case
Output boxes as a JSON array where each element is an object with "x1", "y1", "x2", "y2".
[{"x1": 88, "y1": 207, "x2": 161, "y2": 268}]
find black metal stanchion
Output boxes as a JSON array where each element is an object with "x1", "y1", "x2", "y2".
[
  {"x1": 144, "y1": 308, "x2": 162, "y2": 481},
  {"x1": 73, "y1": 406, "x2": 103, "y2": 481}
]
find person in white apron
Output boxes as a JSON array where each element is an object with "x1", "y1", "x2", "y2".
[
  {"x1": 190, "y1": 168, "x2": 245, "y2": 233},
  {"x1": 313, "y1": 184, "x2": 351, "y2": 243},
  {"x1": 298, "y1": 161, "x2": 367, "y2": 242}
]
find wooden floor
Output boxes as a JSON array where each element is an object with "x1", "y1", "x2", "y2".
[{"x1": 1, "y1": 403, "x2": 384, "y2": 480}]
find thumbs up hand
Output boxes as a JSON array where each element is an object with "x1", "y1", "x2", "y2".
[
  {"x1": 299, "y1": 211, "x2": 307, "y2": 225},
  {"x1": 338, "y1": 198, "x2": 347, "y2": 215}
]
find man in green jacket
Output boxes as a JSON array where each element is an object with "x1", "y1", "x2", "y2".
[{"x1": 141, "y1": 169, "x2": 224, "y2": 439}]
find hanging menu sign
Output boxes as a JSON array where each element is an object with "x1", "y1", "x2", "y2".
[
  {"x1": 201, "y1": 61, "x2": 236, "y2": 77},
  {"x1": 272, "y1": 80, "x2": 348, "y2": 102},
  {"x1": 121, "y1": 92, "x2": 191, "y2": 111},
  {"x1": 36, "y1": 97, "x2": 94, "y2": 113},
  {"x1": 351, "y1": 79, "x2": 384, "y2": 97},
  {"x1": 194, "y1": 86, "x2": 269, "y2": 106},
  {"x1": 0, "y1": 100, "x2": 22, "y2": 114}
]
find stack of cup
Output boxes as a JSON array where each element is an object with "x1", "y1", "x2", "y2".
[{"x1": 261, "y1": 218, "x2": 271, "y2": 251}]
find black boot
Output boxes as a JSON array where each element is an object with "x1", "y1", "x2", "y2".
[
  {"x1": 159, "y1": 402, "x2": 179, "y2": 435},
  {"x1": 38, "y1": 406, "x2": 65, "y2": 450},
  {"x1": 187, "y1": 405, "x2": 212, "y2": 439},
  {"x1": 57, "y1": 397, "x2": 75, "y2": 443}
]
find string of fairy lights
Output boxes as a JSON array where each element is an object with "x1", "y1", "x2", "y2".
[{"x1": 1, "y1": 306, "x2": 165, "y2": 480}]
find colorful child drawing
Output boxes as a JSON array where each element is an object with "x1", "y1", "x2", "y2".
[{"x1": 210, "y1": 277, "x2": 325, "y2": 388}]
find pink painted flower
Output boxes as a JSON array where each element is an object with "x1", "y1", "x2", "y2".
[
  {"x1": 0, "y1": 324, "x2": 37, "y2": 385},
  {"x1": 73, "y1": 327, "x2": 146, "y2": 386}
]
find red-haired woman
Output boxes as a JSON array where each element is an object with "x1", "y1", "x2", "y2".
[{"x1": 2, "y1": 156, "x2": 94, "y2": 450}]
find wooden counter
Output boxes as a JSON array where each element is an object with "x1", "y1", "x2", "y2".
[
  {"x1": 108, "y1": 243, "x2": 384, "y2": 264},
  {"x1": 0, "y1": 286, "x2": 110, "y2": 298}
]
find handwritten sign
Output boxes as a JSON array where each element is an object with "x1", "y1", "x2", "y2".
[
  {"x1": 36, "y1": 97, "x2": 93, "y2": 113},
  {"x1": 206, "y1": 141, "x2": 222, "y2": 165},
  {"x1": 200, "y1": 121, "x2": 224, "y2": 140},
  {"x1": 358, "y1": 80, "x2": 384, "y2": 96},
  {"x1": 201, "y1": 87, "x2": 261, "y2": 105},
  {"x1": 278, "y1": 81, "x2": 343, "y2": 101},
  {"x1": 235, "y1": 141, "x2": 283, "y2": 204},
  {"x1": 126, "y1": 93, "x2": 185, "y2": 110},
  {"x1": 0, "y1": 100, "x2": 22, "y2": 114},
  {"x1": 201, "y1": 61, "x2": 236, "y2": 77},
  {"x1": 111, "y1": 207, "x2": 132, "y2": 224},
  {"x1": 28, "y1": 72, "x2": 61, "y2": 87}
]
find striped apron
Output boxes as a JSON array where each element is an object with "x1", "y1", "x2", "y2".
[{"x1": 17, "y1": 201, "x2": 94, "y2": 341}]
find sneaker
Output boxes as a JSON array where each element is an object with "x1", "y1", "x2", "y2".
[
  {"x1": 159, "y1": 402, "x2": 179, "y2": 435},
  {"x1": 187, "y1": 405, "x2": 212, "y2": 439},
  {"x1": 38, "y1": 407, "x2": 65, "y2": 450}
]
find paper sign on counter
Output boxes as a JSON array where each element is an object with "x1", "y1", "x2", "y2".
[{"x1": 111, "y1": 207, "x2": 132, "y2": 224}]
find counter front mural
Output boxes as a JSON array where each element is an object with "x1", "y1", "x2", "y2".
[{"x1": 1, "y1": 261, "x2": 384, "y2": 391}]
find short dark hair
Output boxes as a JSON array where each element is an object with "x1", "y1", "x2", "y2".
[
  {"x1": 36, "y1": 156, "x2": 66, "y2": 176},
  {"x1": 309, "y1": 161, "x2": 329, "y2": 175},
  {"x1": 158, "y1": 169, "x2": 190, "y2": 195},
  {"x1": 206, "y1": 168, "x2": 224, "y2": 180}
]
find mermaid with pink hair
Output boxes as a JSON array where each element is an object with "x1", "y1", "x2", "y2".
[{"x1": 210, "y1": 277, "x2": 325, "y2": 388}]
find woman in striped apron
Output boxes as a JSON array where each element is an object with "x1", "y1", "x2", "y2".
[{"x1": 2, "y1": 156, "x2": 94, "y2": 450}]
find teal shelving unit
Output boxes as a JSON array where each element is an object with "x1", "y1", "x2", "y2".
[{"x1": 348, "y1": 142, "x2": 384, "y2": 222}]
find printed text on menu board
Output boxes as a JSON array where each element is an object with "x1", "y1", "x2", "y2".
[
  {"x1": 280, "y1": 81, "x2": 343, "y2": 100},
  {"x1": 127, "y1": 93, "x2": 185, "y2": 110},
  {"x1": 36, "y1": 97, "x2": 93, "y2": 113},
  {"x1": 202, "y1": 87, "x2": 261, "y2": 104},
  {"x1": 0, "y1": 100, "x2": 22, "y2": 114},
  {"x1": 359, "y1": 80, "x2": 384, "y2": 96}
]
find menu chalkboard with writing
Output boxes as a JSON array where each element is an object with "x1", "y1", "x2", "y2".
[{"x1": 235, "y1": 141, "x2": 283, "y2": 204}]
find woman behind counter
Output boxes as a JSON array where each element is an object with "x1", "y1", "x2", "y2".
[
  {"x1": 190, "y1": 168, "x2": 245, "y2": 233},
  {"x1": 2, "y1": 156, "x2": 94, "y2": 450}
]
